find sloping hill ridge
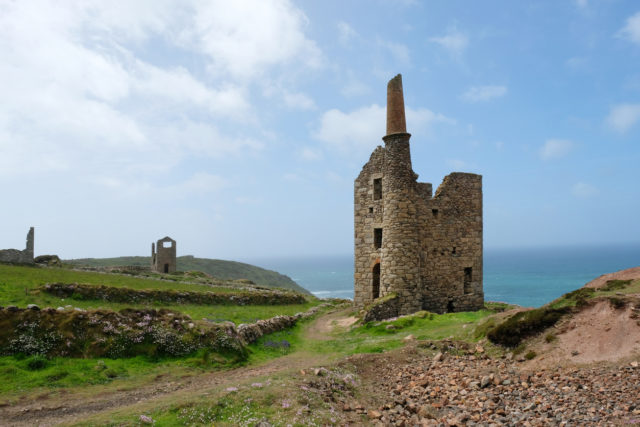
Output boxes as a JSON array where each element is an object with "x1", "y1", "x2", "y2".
[{"x1": 65, "y1": 255, "x2": 310, "y2": 294}]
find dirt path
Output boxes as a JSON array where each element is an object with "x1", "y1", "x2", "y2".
[{"x1": 0, "y1": 307, "x2": 353, "y2": 427}]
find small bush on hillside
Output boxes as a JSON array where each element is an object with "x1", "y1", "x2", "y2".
[
  {"x1": 545, "y1": 333, "x2": 556, "y2": 343},
  {"x1": 26, "y1": 355, "x2": 48, "y2": 370},
  {"x1": 487, "y1": 307, "x2": 569, "y2": 347},
  {"x1": 474, "y1": 317, "x2": 497, "y2": 339},
  {"x1": 608, "y1": 297, "x2": 626, "y2": 310},
  {"x1": 525, "y1": 350, "x2": 537, "y2": 360},
  {"x1": 601, "y1": 280, "x2": 632, "y2": 292},
  {"x1": 563, "y1": 288, "x2": 595, "y2": 301}
]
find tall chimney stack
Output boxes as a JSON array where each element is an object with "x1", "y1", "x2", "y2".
[{"x1": 386, "y1": 74, "x2": 407, "y2": 136}]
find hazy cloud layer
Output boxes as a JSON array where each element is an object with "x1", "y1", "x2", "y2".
[
  {"x1": 540, "y1": 139, "x2": 573, "y2": 160},
  {"x1": 462, "y1": 85, "x2": 508, "y2": 102},
  {"x1": 429, "y1": 26, "x2": 468, "y2": 57},
  {"x1": 606, "y1": 104, "x2": 640, "y2": 133},
  {"x1": 618, "y1": 11, "x2": 640, "y2": 45},
  {"x1": 314, "y1": 104, "x2": 453, "y2": 156}
]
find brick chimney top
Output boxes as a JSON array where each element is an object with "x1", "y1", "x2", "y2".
[{"x1": 386, "y1": 74, "x2": 407, "y2": 136}]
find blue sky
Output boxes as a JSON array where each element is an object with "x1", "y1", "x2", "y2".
[{"x1": 1, "y1": 0, "x2": 639, "y2": 260}]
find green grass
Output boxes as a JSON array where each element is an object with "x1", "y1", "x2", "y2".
[
  {"x1": 548, "y1": 279, "x2": 640, "y2": 310},
  {"x1": 314, "y1": 309, "x2": 494, "y2": 356},
  {"x1": 0, "y1": 351, "x2": 237, "y2": 399},
  {"x1": 245, "y1": 322, "x2": 306, "y2": 364},
  {"x1": 66, "y1": 255, "x2": 308, "y2": 293},
  {"x1": 0, "y1": 264, "x2": 319, "y2": 323}
]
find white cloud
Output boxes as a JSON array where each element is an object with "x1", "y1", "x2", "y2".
[
  {"x1": 96, "y1": 172, "x2": 226, "y2": 199},
  {"x1": 565, "y1": 56, "x2": 588, "y2": 70},
  {"x1": 181, "y1": 0, "x2": 323, "y2": 80},
  {"x1": 283, "y1": 91, "x2": 316, "y2": 110},
  {"x1": 618, "y1": 11, "x2": 640, "y2": 45},
  {"x1": 0, "y1": 0, "x2": 319, "y2": 182},
  {"x1": 299, "y1": 147, "x2": 323, "y2": 161},
  {"x1": 606, "y1": 104, "x2": 640, "y2": 133},
  {"x1": 337, "y1": 21, "x2": 357, "y2": 45},
  {"x1": 381, "y1": 41, "x2": 411, "y2": 65},
  {"x1": 539, "y1": 139, "x2": 573, "y2": 160},
  {"x1": 313, "y1": 104, "x2": 453, "y2": 155},
  {"x1": 572, "y1": 182, "x2": 598, "y2": 198},
  {"x1": 447, "y1": 159, "x2": 467, "y2": 169},
  {"x1": 429, "y1": 27, "x2": 468, "y2": 58},
  {"x1": 574, "y1": 0, "x2": 588, "y2": 9},
  {"x1": 341, "y1": 80, "x2": 370, "y2": 97},
  {"x1": 461, "y1": 85, "x2": 507, "y2": 103}
]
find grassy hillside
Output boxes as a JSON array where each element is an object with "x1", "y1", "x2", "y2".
[
  {"x1": 0, "y1": 264, "x2": 318, "y2": 324},
  {"x1": 65, "y1": 255, "x2": 309, "y2": 294}
]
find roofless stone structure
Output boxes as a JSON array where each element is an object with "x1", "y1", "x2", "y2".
[
  {"x1": 151, "y1": 236, "x2": 176, "y2": 273},
  {"x1": 354, "y1": 75, "x2": 483, "y2": 316}
]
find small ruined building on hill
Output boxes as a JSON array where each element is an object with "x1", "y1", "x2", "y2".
[
  {"x1": 354, "y1": 75, "x2": 483, "y2": 316},
  {"x1": 151, "y1": 236, "x2": 177, "y2": 273},
  {"x1": 0, "y1": 227, "x2": 34, "y2": 264}
]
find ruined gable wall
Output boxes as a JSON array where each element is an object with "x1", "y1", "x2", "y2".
[
  {"x1": 0, "y1": 227, "x2": 34, "y2": 264},
  {"x1": 354, "y1": 147, "x2": 385, "y2": 307},
  {"x1": 418, "y1": 173, "x2": 483, "y2": 313},
  {"x1": 153, "y1": 238, "x2": 177, "y2": 273}
]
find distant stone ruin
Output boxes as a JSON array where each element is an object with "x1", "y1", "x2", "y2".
[
  {"x1": 354, "y1": 75, "x2": 484, "y2": 316},
  {"x1": 151, "y1": 236, "x2": 176, "y2": 273},
  {"x1": 0, "y1": 227, "x2": 34, "y2": 264}
]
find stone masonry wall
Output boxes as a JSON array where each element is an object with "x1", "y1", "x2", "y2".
[
  {"x1": 354, "y1": 74, "x2": 483, "y2": 315},
  {"x1": 419, "y1": 173, "x2": 483, "y2": 313},
  {"x1": 152, "y1": 236, "x2": 177, "y2": 273},
  {"x1": 0, "y1": 227, "x2": 34, "y2": 264}
]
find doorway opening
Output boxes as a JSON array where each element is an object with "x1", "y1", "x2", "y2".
[{"x1": 372, "y1": 263, "x2": 380, "y2": 299}]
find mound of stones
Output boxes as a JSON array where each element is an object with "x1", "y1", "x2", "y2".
[{"x1": 357, "y1": 343, "x2": 639, "y2": 426}]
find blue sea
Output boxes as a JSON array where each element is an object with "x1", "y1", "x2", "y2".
[{"x1": 245, "y1": 244, "x2": 640, "y2": 308}]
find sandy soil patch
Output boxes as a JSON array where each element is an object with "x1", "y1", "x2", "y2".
[{"x1": 529, "y1": 299, "x2": 640, "y2": 367}]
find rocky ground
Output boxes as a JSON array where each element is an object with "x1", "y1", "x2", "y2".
[{"x1": 338, "y1": 342, "x2": 640, "y2": 426}]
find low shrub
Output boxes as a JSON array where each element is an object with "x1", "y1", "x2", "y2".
[
  {"x1": 474, "y1": 317, "x2": 497, "y2": 339},
  {"x1": 545, "y1": 333, "x2": 556, "y2": 343},
  {"x1": 563, "y1": 288, "x2": 595, "y2": 301},
  {"x1": 600, "y1": 280, "x2": 632, "y2": 292},
  {"x1": 525, "y1": 350, "x2": 537, "y2": 360},
  {"x1": 487, "y1": 307, "x2": 569, "y2": 347},
  {"x1": 608, "y1": 297, "x2": 626, "y2": 310},
  {"x1": 26, "y1": 355, "x2": 48, "y2": 370}
]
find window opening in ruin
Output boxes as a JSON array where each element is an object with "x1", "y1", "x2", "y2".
[
  {"x1": 447, "y1": 300, "x2": 454, "y2": 313},
  {"x1": 373, "y1": 178, "x2": 382, "y2": 200},
  {"x1": 369, "y1": 207, "x2": 373, "y2": 214},
  {"x1": 162, "y1": 241, "x2": 173, "y2": 248},
  {"x1": 164, "y1": 263, "x2": 169, "y2": 273},
  {"x1": 464, "y1": 267, "x2": 472, "y2": 294},
  {"x1": 452, "y1": 247, "x2": 456, "y2": 255},
  {"x1": 372, "y1": 263, "x2": 380, "y2": 299},
  {"x1": 432, "y1": 209, "x2": 439, "y2": 218},
  {"x1": 374, "y1": 228, "x2": 382, "y2": 249}
]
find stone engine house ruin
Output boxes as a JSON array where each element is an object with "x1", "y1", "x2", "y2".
[
  {"x1": 354, "y1": 75, "x2": 483, "y2": 315},
  {"x1": 0, "y1": 227, "x2": 35, "y2": 264},
  {"x1": 151, "y1": 236, "x2": 176, "y2": 273}
]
